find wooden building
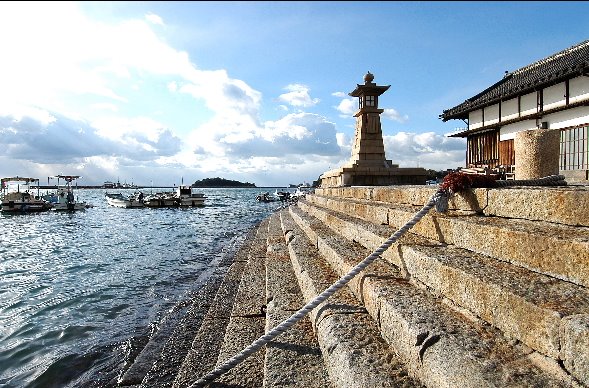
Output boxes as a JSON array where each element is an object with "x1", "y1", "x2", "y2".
[{"x1": 440, "y1": 39, "x2": 589, "y2": 181}]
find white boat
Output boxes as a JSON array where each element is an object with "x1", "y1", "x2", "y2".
[
  {"x1": 1, "y1": 177, "x2": 52, "y2": 213},
  {"x1": 273, "y1": 189, "x2": 291, "y2": 202},
  {"x1": 143, "y1": 192, "x2": 177, "y2": 208},
  {"x1": 256, "y1": 191, "x2": 276, "y2": 202},
  {"x1": 105, "y1": 192, "x2": 144, "y2": 208},
  {"x1": 292, "y1": 186, "x2": 311, "y2": 199},
  {"x1": 175, "y1": 185, "x2": 206, "y2": 207},
  {"x1": 45, "y1": 175, "x2": 91, "y2": 211}
]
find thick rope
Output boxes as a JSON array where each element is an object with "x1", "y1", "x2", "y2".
[
  {"x1": 494, "y1": 174, "x2": 566, "y2": 187},
  {"x1": 190, "y1": 188, "x2": 446, "y2": 387}
]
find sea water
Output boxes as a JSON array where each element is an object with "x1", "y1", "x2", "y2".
[{"x1": 0, "y1": 188, "x2": 283, "y2": 387}]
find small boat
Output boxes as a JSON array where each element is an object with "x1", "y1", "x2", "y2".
[
  {"x1": 292, "y1": 186, "x2": 311, "y2": 199},
  {"x1": 175, "y1": 185, "x2": 206, "y2": 207},
  {"x1": 143, "y1": 192, "x2": 177, "y2": 208},
  {"x1": 105, "y1": 192, "x2": 144, "y2": 208},
  {"x1": 256, "y1": 192, "x2": 275, "y2": 202},
  {"x1": 1, "y1": 177, "x2": 52, "y2": 213},
  {"x1": 44, "y1": 175, "x2": 91, "y2": 211},
  {"x1": 274, "y1": 190, "x2": 291, "y2": 202}
]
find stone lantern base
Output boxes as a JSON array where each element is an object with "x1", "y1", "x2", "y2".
[{"x1": 320, "y1": 163, "x2": 428, "y2": 187}]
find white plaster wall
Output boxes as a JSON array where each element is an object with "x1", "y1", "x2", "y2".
[
  {"x1": 484, "y1": 103, "x2": 500, "y2": 125},
  {"x1": 469, "y1": 109, "x2": 483, "y2": 130},
  {"x1": 520, "y1": 92, "x2": 537, "y2": 117},
  {"x1": 500, "y1": 119, "x2": 537, "y2": 141},
  {"x1": 569, "y1": 76, "x2": 589, "y2": 104},
  {"x1": 543, "y1": 83, "x2": 566, "y2": 111},
  {"x1": 501, "y1": 97, "x2": 519, "y2": 121},
  {"x1": 542, "y1": 106, "x2": 589, "y2": 130}
]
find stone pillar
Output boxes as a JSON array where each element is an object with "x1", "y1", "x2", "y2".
[{"x1": 514, "y1": 128, "x2": 560, "y2": 180}]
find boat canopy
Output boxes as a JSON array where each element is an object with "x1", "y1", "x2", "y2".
[
  {"x1": 50, "y1": 175, "x2": 82, "y2": 182},
  {"x1": 1, "y1": 177, "x2": 40, "y2": 184}
]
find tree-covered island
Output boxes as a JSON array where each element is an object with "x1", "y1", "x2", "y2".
[{"x1": 191, "y1": 177, "x2": 256, "y2": 188}]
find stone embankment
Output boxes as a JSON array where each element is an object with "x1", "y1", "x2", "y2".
[{"x1": 119, "y1": 184, "x2": 589, "y2": 387}]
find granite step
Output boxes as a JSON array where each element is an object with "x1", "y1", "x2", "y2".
[
  {"x1": 210, "y1": 216, "x2": 269, "y2": 387},
  {"x1": 279, "y1": 210, "x2": 426, "y2": 388},
  {"x1": 117, "y1": 226, "x2": 260, "y2": 387},
  {"x1": 264, "y1": 212, "x2": 330, "y2": 387},
  {"x1": 315, "y1": 185, "x2": 589, "y2": 227},
  {"x1": 172, "y1": 218, "x2": 270, "y2": 388},
  {"x1": 289, "y1": 204, "x2": 589, "y2": 385},
  {"x1": 283, "y1": 206, "x2": 580, "y2": 387},
  {"x1": 302, "y1": 194, "x2": 589, "y2": 288}
]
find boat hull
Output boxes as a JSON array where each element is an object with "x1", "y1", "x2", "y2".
[
  {"x1": 105, "y1": 193, "x2": 144, "y2": 208},
  {"x1": 1, "y1": 201, "x2": 51, "y2": 213}
]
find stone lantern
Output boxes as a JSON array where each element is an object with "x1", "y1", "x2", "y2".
[{"x1": 320, "y1": 72, "x2": 427, "y2": 187}]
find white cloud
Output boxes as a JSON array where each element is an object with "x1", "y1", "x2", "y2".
[
  {"x1": 382, "y1": 131, "x2": 465, "y2": 170},
  {"x1": 335, "y1": 98, "x2": 356, "y2": 117},
  {"x1": 278, "y1": 84, "x2": 320, "y2": 108},
  {"x1": 145, "y1": 13, "x2": 165, "y2": 26},
  {"x1": 382, "y1": 108, "x2": 409, "y2": 123}
]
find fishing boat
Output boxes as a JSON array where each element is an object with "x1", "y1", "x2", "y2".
[
  {"x1": 273, "y1": 189, "x2": 291, "y2": 202},
  {"x1": 44, "y1": 175, "x2": 91, "y2": 211},
  {"x1": 1, "y1": 177, "x2": 52, "y2": 213},
  {"x1": 256, "y1": 192, "x2": 276, "y2": 202},
  {"x1": 142, "y1": 192, "x2": 177, "y2": 208},
  {"x1": 175, "y1": 185, "x2": 206, "y2": 207},
  {"x1": 105, "y1": 192, "x2": 144, "y2": 208}
]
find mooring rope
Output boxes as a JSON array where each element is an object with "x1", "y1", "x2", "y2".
[
  {"x1": 190, "y1": 174, "x2": 566, "y2": 387},
  {"x1": 494, "y1": 174, "x2": 566, "y2": 187}
]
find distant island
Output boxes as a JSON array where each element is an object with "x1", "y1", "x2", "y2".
[{"x1": 191, "y1": 177, "x2": 256, "y2": 188}]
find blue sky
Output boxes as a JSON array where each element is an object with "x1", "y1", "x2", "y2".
[{"x1": 1, "y1": 1, "x2": 588, "y2": 187}]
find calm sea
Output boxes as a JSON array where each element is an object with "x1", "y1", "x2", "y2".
[{"x1": 0, "y1": 188, "x2": 283, "y2": 387}]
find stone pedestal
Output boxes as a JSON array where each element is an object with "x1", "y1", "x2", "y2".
[
  {"x1": 515, "y1": 128, "x2": 560, "y2": 180},
  {"x1": 320, "y1": 164, "x2": 427, "y2": 187}
]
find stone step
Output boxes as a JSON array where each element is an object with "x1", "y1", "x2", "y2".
[
  {"x1": 119, "y1": 227, "x2": 260, "y2": 387},
  {"x1": 289, "y1": 204, "x2": 589, "y2": 385},
  {"x1": 284, "y1": 206, "x2": 580, "y2": 387},
  {"x1": 210, "y1": 216, "x2": 269, "y2": 387},
  {"x1": 172, "y1": 218, "x2": 270, "y2": 388},
  {"x1": 315, "y1": 185, "x2": 589, "y2": 227},
  {"x1": 303, "y1": 194, "x2": 589, "y2": 288},
  {"x1": 264, "y1": 212, "x2": 330, "y2": 387},
  {"x1": 279, "y1": 210, "x2": 426, "y2": 388}
]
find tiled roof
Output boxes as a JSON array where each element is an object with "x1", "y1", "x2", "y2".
[{"x1": 440, "y1": 39, "x2": 589, "y2": 121}]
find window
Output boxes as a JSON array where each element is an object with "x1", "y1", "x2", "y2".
[
  {"x1": 560, "y1": 125, "x2": 589, "y2": 170},
  {"x1": 365, "y1": 95, "x2": 376, "y2": 107}
]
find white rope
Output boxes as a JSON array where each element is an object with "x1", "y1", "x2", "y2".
[{"x1": 189, "y1": 188, "x2": 447, "y2": 387}]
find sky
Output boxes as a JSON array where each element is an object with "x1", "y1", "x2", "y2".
[{"x1": 1, "y1": 1, "x2": 588, "y2": 187}]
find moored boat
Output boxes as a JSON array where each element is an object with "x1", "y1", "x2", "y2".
[
  {"x1": 45, "y1": 175, "x2": 91, "y2": 211},
  {"x1": 175, "y1": 185, "x2": 206, "y2": 207},
  {"x1": 256, "y1": 191, "x2": 275, "y2": 202},
  {"x1": 105, "y1": 192, "x2": 144, "y2": 208},
  {"x1": 1, "y1": 177, "x2": 52, "y2": 213},
  {"x1": 143, "y1": 192, "x2": 177, "y2": 208}
]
